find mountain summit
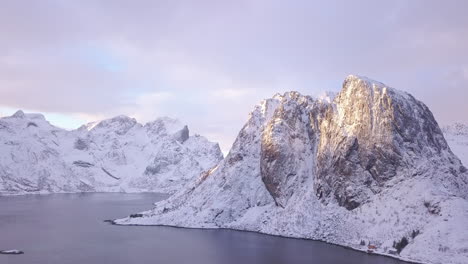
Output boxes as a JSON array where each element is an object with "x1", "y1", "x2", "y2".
[{"x1": 116, "y1": 75, "x2": 468, "y2": 264}]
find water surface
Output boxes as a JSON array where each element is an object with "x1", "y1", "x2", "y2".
[{"x1": 0, "y1": 193, "x2": 408, "y2": 264}]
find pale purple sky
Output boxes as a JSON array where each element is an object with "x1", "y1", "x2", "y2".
[{"x1": 1, "y1": 0, "x2": 467, "y2": 152}]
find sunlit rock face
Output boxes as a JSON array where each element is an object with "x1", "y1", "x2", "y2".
[
  {"x1": 260, "y1": 92, "x2": 322, "y2": 208},
  {"x1": 315, "y1": 76, "x2": 454, "y2": 209},
  {"x1": 259, "y1": 76, "x2": 457, "y2": 210}
]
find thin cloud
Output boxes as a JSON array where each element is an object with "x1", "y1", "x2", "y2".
[{"x1": 0, "y1": 0, "x2": 467, "y2": 153}]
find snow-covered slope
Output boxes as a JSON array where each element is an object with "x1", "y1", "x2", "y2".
[
  {"x1": 0, "y1": 111, "x2": 223, "y2": 195},
  {"x1": 116, "y1": 75, "x2": 468, "y2": 264},
  {"x1": 443, "y1": 123, "x2": 468, "y2": 167}
]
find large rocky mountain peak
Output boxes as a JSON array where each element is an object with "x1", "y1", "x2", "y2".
[
  {"x1": 259, "y1": 75, "x2": 461, "y2": 210},
  {"x1": 316, "y1": 75, "x2": 457, "y2": 209},
  {"x1": 116, "y1": 75, "x2": 468, "y2": 264}
]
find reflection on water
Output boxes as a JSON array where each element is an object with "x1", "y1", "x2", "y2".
[{"x1": 0, "y1": 193, "x2": 408, "y2": 264}]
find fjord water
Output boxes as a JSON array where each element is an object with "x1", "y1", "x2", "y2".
[{"x1": 0, "y1": 193, "x2": 407, "y2": 264}]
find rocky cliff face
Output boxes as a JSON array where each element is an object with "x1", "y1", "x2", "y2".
[
  {"x1": 116, "y1": 75, "x2": 468, "y2": 264},
  {"x1": 251, "y1": 76, "x2": 462, "y2": 210},
  {"x1": 0, "y1": 112, "x2": 223, "y2": 195},
  {"x1": 315, "y1": 76, "x2": 458, "y2": 209}
]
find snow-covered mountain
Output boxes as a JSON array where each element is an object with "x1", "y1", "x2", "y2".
[
  {"x1": 0, "y1": 111, "x2": 223, "y2": 195},
  {"x1": 115, "y1": 75, "x2": 468, "y2": 264},
  {"x1": 443, "y1": 123, "x2": 468, "y2": 167}
]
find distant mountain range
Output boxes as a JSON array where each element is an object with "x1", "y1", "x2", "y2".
[
  {"x1": 115, "y1": 75, "x2": 468, "y2": 264},
  {"x1": 0, "y1": 111, "x2": 223, "y2": 194},
  {"x1": 442, "y1": 123, "x2": 468, "y2": 167}
]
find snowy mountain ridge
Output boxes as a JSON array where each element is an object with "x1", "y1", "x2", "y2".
[
  {"x1": 443, "y1": 123, "x2": 468, "y2": 136},
  {"x1": 443, "y1": 123, "x2": 468, "y2": 169},
  {"x1": 0, "y1": 111, "x2": 223, "y2": 195},
  {"x1": 115, "y1": 75, "x2": 468, "y2": 264}
]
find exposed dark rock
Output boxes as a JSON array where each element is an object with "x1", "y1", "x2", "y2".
[
  {"x1": 73, "y1": 161, "x2": 94, "y2": 168},
  {"x1": 77, "y1": 181, "x2": 94, "y2": 192},
  {"x1": 424, "y1": 201, "x2": 441, "y2": 215},
  {"x1": 144, "y1": 160, "x2": 170, "y2": 175},
  {"x1": 129, "y1": 213, "x2": 143, "y2": 218},
  {"x1": 227, "y1": 153, "x2": 243, "y2": 165},
  {"x1": 27, "y1": 122, "x2": 38, "y2": 128},
  {"x1": 411, "y1": 229, "x2": 420, "y2": 239},
  {"x1": 74, "y1": 138, "x2": 88, "y2": 150},
  {"x1": 461, "y1": 166, "x2": 467, "y2": 173},
  {"x1": 101, "y1": 167, "x2": 120, "y2": 180},
  {"x1": 174, "y1": 125, "x2": 189, "y2": 143},
  {"x1": 144, "y1": 165, "x2": 160, "y2": 175},
  {"x1": 394, "y1": 236, "x2": 409, "y2": 253}
]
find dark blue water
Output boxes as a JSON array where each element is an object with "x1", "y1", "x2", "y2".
[{"x1": 0, "y1": 193, "x2": 408, "y2": 264}]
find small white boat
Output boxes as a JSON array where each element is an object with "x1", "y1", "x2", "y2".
[{"x1": 0, "y1": 249, "x2": 24, "y2": 255}]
